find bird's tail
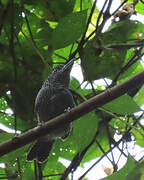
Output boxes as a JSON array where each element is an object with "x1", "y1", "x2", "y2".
[{"x1": 27, "y1": 139, "x2": 55, "y2": 163}]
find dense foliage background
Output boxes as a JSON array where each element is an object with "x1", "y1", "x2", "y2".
[{"x1": 0, "y1": 0, "x2": 144, "y2": 179}]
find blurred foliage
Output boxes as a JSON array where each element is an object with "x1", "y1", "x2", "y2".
[{"x1": 0, "y1": 0, "x2": 144, "y2": 179}]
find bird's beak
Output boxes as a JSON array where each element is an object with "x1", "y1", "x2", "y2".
[{"x1": 61, "y1": 59, "x2": 74, "y2": 73}]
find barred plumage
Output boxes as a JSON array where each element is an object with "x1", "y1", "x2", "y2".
[{"x1": 27, "y1": 60, "x2": 75, "y2": 163}]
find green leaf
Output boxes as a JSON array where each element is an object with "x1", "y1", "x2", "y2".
[
  {"x1": 81, "y1": 42, "x2": 126, "y2": 80},
  {"x1": 44, "y1": 111, "x2": 99, "y2": 164},
  {"x1": 72, "y1": 111, "x2": 99, "y2": 151},
  {"x1": 134, "y1": 85, "x2": 144, "y2": 106},
  {"x1": 70, "y1": 76, "x2": 81, "y2": 89},
  {"x1": 21, "y1": 162, "x2": 34, "y2": 180},
  {"x1": 0, "y1": 133, "x2": 28, "y2": 162},
  {"x1": 0, "y1": 167, "x2": 5, "y2": 176},
  {"x1": 1, "y1": 145, "x2": 28, "y2": 163},
  {"x1": 74, "y1": 0, "x2": 92, "y2": 11},
  {"x1": 119, "y1": 49, "x2": 144, "y2": 82},
  {"x1": 5, "y1": 163, "x2": 19, "y2": 180},
  {"x1": 103, "y1": 94, "x2": 140, "y2": 115},
  {"x1": 132, "y1": 128, "x2": 144, "y2": 147},
  {"x1": 103, "y1": 156, "x2": 136, "y2": 180},
  {"x1": 0, "y1": 97, "x2": 9, "y2": 110},
  {"x1": 21, "y1": 12, "x2": 53, "y2": 48},
  {"x1": 52, "y1": 10, "x2": 87, "y2": 49},
  {"x1": 29, "y1": 0, "x2": 76, "y2": 21},
  {"x1": 127, "y1": 0, "x2": 144, "y2": 15},
  {"x1": 3, "y1": 4, "x2": 22, "y2": 36},
  {"x1": 53, "y1": 43, "x2": 78, "y2": 62},
  {"x1": 81, "y1": 20, "x2": 144, "y2": 80},
  {"x1": 125, "y1": 160, "x2": 144, "y2": 180},
  {"x1": 82, "y1": 127, "x2": 109, "y2": 163},
  {"x1": 43, "y1": 161, "x2": 66, "y2": 180},
  {"x1": 135, "y1": 2, "x2": 144, "y2": 15},
  {"x1": 1, "y1": 0, "x2": 8, "y2": 5},
  {"x1": 106, "y1": 20, "x2": 144, "y2": 40}
]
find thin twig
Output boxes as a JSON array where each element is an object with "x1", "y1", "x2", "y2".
[
  {"x1": 98, "y1": 107, "x2": 144, "y2": 137},
  {"x1": 69, "y1": 43, "x2": 76, "y2": 58},
  {"x1": 78, "y1": 132, "x2": 128, "y2": 179},
  {"x1": 80, "y1": 0, "x2": 83, "y2": 11},
  {"x1": 10, "y1": 0, "x2": 17, "y2": 134},
  {"x1": 138, "y1": 122, "x2": 144, "y2": 131},
  {"x1": 105, "y1": 125, "x2": 116, "y2": 167},
  {"x1": 112, "y1": 49, "x2": 144, "y2": 85},
  {"x1": 104, "y1": 41, "x2": 144, "y2": 50},
  {"x1": 24, "y1": 12, "x2": 36, "y2": 46},
  {"x1": 53, "y1": 53, "x2": 68, "y2": 61},
  {"x1": 0, "y1": 110, "x2": 13, "y2": 116},
  {"x1": 95, "y1": 0, "x2": 109, "y2": 34},
  {"x1": 116, "y1": 141, "x2": 125, "y2": 165},
  {"x1": 111, "y1": 0, "x2": 128, "y2": 16},
  {"x1": 95, "y1": 139, "x2": 114, "y2": 164},
  {"x1": 78, "y1": 112, "x2": 144, "y2": 179},
  {"x1": 140, "y1": 0, "x2": 144, "y2": 4},
  {"x1": 34, "y1": 160, "x2": 38, "y2": 180},
  {"x1": 60, "y1": 129, "x2": 99, "y2": 180},
  {"x1": 70, "y1": 0, "x2": 98, "y2": 59},
  {"x1": 21, "y1": 29, "x2": 51, "y2": 69},
  {"x1": 81, "y1": 0, "x2": 98, "y2": 43},
  {"x1": 0, "y1": 0, "x2": 11, "y2": 35},
  {"x1": 38, "y1": 163, "x2": 43, "y2": 180},
  {"x1": 17, "y1": 157, "x2": 22, "y2": 180},
  {"x1": 106, "y1": 0, "x2": 113, "y2": 14}
]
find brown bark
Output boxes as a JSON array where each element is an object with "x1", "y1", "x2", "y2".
[{"x1": 0, "y1": 70, "x2": 144, "y2": 157}]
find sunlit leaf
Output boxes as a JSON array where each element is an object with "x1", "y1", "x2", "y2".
[{"x1": 52, "y1": 10, "x2": 87, "y2": 49}]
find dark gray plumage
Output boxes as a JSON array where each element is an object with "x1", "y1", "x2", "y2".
[{"x1": 27, "y1": 60, "x2": 75, "y2": 163}]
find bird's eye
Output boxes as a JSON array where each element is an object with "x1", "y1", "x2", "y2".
[
  {"x1": 52, "y1": 65, "x2": 63, "y2": 74},
  {"x1": 53, "y1": 69, "x2": 58, "y2": 73}
]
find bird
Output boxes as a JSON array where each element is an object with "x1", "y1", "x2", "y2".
[{"x1": 27, "y1": 59, "x2": 75, "y2": 163}]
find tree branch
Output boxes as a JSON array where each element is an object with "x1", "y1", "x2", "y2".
[{"x1": 0, "y1": 71, "x2": 144, "y2": 157}]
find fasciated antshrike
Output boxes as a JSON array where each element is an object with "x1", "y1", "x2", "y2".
[{"x1": 27, "y1": 59, "x2": 75, "y2": 163}]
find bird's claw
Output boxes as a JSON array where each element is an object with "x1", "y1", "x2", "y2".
[
  {"x1": 64, "y1": 107, "x2": 71, "y2": 113},
  {"x1": 38, "y1": 122, "x2": 45, "y2": 126}
]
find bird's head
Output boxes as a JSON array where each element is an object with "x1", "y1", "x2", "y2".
[{"x1": 48, "y1": 59, "x2": 74, "y2": 87}]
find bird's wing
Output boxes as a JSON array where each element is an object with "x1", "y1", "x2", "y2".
[{"x1": 35, "y1": 87, "x2": 74, "y2": 123}]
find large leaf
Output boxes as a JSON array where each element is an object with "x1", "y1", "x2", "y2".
[
  {"x1": 25, "y1": 0, "x2": 76, "y2": 21},
  {"x1": 81, "y1": 20, "x2": 144, "y2": 80},
  {"x1": 119, "y1": 49, "x2": 144, "y2": 82},
  {"x1": 71, "y1": 111, "x2": 99, "y2": 151},
  {"x1": 0, "y1": 133, "x2": 28, "y2": 162},
  {"x1": 81, "y1": 127, "x2": 109, "y2": 163},
  {"x1": 134, "y1": 85, "x2": 144, "y2": 106},
  {"x1": 103, "y1": 94, "x2": 140, "y2": 115},
  {"x1": 39, "y1": 111, "x2": 99, "y2": 169},
  {"x1": 52, "y1": 10, "x2": 87, "y2": 49},
  {"x1": 103, "y1": 156, "x2": 136, "y2": 180},
  {"x1": 127, "y1": 0, "x2": 144, "y2": 15},
  {"x1": 125, "y1": 160, "x2": 144, "y2": 180},
  {"x1": 132, "y1": 127, "x2": 144, "y2": 147},
  {"x1": 53, "y1": 44, "x2": 78, "y2": 63},
  {"x1": 21, "y1": 12, "x2": 53, "y2": 48}
]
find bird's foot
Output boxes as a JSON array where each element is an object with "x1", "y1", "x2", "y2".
[
  {"x1": 38, "y1": 122, "x2": 45, "y2": 126},
  {"x1": 64, "y1": 107, "x2": 71, "y2": 113}
]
